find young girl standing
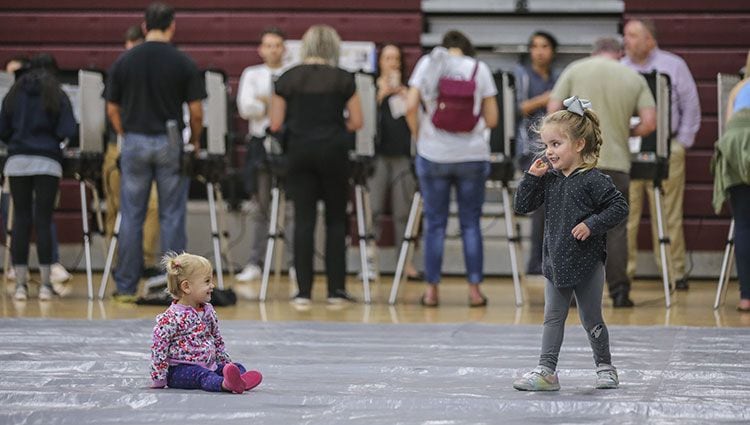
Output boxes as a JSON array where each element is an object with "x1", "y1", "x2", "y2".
[
  {"x1": 512, "y1": 97, "x2": 628, "y2": 391},
  {"x1": 150, "y1": 252, "x2": 263, "y2": 394}
]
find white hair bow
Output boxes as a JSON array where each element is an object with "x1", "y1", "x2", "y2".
[{"x1": 563, "y1": 96, "x2": 592, "y2": 116}]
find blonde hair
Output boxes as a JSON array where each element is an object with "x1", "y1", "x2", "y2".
[
  {"x1": 299, "y1": 25, "x2": 341, "y2": 66},
  {"x1": 539, "y1": 109, "x2": 604, "y2": 171},
  {"x1": 162, "y1": 252, "x2": 213, "y2": 299}
]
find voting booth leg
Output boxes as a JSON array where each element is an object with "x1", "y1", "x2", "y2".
[
  {"x1": 259, "y1": 184, "x2": 284, "y2": 302},
  {"x1": 85, "y1": 181, "x2": 109, "y2": 255},
  {"x1": 653, "y1": 186, "x2": 673, "y2": 308},
  {"x1": 354, "y1": 184, "x2": 373, "y2": 304},
  {"x1": 214, "y1": 188, "x2": 235, "y2": 277},
  {"x1": 714, "y1": 220, "x2": 735, "y2": 309},
  {"x1": 389, "y1": 191, "x2": 422, "y2": 305},
  {"x1": 79, "y1": 181, "x2": 95, "y2": 300},
  {"x1": 98, "y1": 213, "x2": 120, "y2": 300},
  {"x1": 206, "y1": 182, "x2": 226, "y2": 290},
  {"x1": 501, "y1": 183, "x2": 524, "y2": 307}
]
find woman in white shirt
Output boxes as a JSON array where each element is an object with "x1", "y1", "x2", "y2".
[{"x1": 406, "y1": 31, "x2": 499, "y2": 307}]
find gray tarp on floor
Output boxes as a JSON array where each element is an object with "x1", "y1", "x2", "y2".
[{"x1": 0, "y1": 319, "x2": 748, "y2": 424}]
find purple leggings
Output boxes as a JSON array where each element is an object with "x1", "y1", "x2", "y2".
[{"x1": 167, "y1": 362, "x2": 246, "y2": 392}]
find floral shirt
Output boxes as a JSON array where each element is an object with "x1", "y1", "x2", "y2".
[{"x1": 150, "y1": 302, "x2": 231, "y2": 387}]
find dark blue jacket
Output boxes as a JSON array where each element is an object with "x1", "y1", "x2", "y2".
[
  {"x1": 0, "y1": 73, "x2": 77, "y2": 163},
  {"x1": 514, "y1": 168, "x2": 628, "y2": 288}
]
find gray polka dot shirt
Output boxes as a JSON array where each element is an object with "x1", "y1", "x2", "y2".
[{"x1": 514, "y1": 168, "x2": 629, "y2": 288}]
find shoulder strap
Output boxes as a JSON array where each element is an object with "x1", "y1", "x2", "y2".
[{"x1": 470, "y1": 60, "x2": 479, "y2": 81}]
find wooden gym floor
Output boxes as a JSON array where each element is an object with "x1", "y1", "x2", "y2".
[{"x1": 2, "y1": 273, "x2": 748, "y2": 327}]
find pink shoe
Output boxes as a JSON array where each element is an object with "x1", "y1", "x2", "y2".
[
  {"x1": 222, "y1": 363, "x2": 245, "y2": 394},
  {"x1": 241, "y1": 370, "x2": 263, "y2": 391}
]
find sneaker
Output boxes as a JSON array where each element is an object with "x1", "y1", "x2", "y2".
[
  {"x1": 357, "y1": 258, "x2": 378, "y2": 281},
  {"x1": 143, "y1": 274, "x2": 167, "y2": 293},
  {"x1": 327, "y1": 290, "x2": 357, "y2": 305},
  {"x1": 111, "y1": 293, "x2": 138, "y2": 304},
  {"x1": 39, "y1": 284, "x2": 56, "y2": 301},
  {"x1": 290, "y1": 295, "x2": 311, "y2": 306},
  {"x1": 236, "y1": 264, "x2": 262, "y2": 282},
  {"x1": 50, "y1": 263, "x2": 73, "y2": 284},
  {"x1": 595, "y1": 365, "x2": 619, "y2": 389},
  {"x1": 234, "y1": 283, "x2": 258, "y2": 300},
  {"x1": 14, "y1": 284, "x2": 27, "y2": 301},
  {"x1": 513, "y1": 366, "x2": 560, "y2": 391},
  {"x1": 6, "y1": 267, "x2": 16, "y2": 281}
]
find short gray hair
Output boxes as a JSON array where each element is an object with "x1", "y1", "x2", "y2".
[
  {"x1": 592, "y1": 37, "x2": 622, "y2": 55},
  {"x1": 299, "y1": 25, "x2": 341, "y2": 66}
]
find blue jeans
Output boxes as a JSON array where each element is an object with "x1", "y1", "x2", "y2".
[
  {"x1": 415, "y1": 156, "x2": 489, "y2": 284},
  {"x1": 114, "y1": 133, "x2": 188, "y2": 295}
]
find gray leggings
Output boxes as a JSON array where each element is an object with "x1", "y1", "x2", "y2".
[{"x1": 539, "y1": 263, "x2": 612, "y2": 371}]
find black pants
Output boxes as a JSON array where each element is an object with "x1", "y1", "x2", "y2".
[
  {"x1": 287, "y1": 138, "x2": 350, "y2": 298},
  {"x1": 9, "y1": 175, "x2": 60, "y2": 266}
]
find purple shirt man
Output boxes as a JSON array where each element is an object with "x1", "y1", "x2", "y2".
[
  {"x1": 622, "y1": 22, "x2": 701, "y2": 148},
  {"x1": 622, "y1": 18, "x2": 700, "y2": 291}
]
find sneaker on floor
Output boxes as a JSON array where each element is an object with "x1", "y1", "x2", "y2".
[
  {"x1": 111, "y1": 293, "x2": 138, "y2": 304},
  {"x1": 290, "y1": 295, "x2": 311, "y2": 306},
  {"x1": 50, "y1": 263, "x2": 73, "y2": 284},
  {"x1": 234, "y1": 283, "x2": 258, "y2": 301},
  {"x1": 143, "y1": 274, "x2": 168, "y2": 293},
  {"x1": 51, "y1": 281, "x2": 73, "y2": 298},
  {"x1": 595, "y1": 364, "x2": 619, "y2": 389},
  {"x1": 6, "y1": 267, "x2": 16, "y2": 281},
  {"x1": 14, "y1": 284, "x2": 27, "y2": 301},
  {"x1": 327, "y1": 290, "x2": 357, "y2": 305},
  {"x1": 513, "y1": 366, "x2": 560, "y2": 391},
  {"x1": 236, "y1": 264, "x2": 262, "y2": 282},
  {"x1": 39, "y1": 284, "x2": 56, "y2": 301}
]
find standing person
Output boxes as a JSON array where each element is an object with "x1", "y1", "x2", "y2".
[
  {"x1": 406, "y1": 30, "x2": 499, "y2": 307},
  {"x1": 150, "y1": 252, "x2": 263, "y2": 393},
  {"x1": 106, "y1": 2, "x2": 206, "y2": 302},
  {"x1": 367, "y1": 43, "x2": 420, "y2": 281},
  {"x1": 622, "y1": 19, "x2": 701, "y2": 290},
  {"x1": 512, "y1": 98, "x2": 628, "y2": 391},
  {"x1": 514, "y1": 30, "x2": 560, "y2": 275},
  {"x1": 0, "y1": 53, "x2": 77, "y2": 301},
  {"x1": 549, "y1": 37, "x2": 656, "y2": 308},
  {"x1": 235, "y1": 26, "x2": 295, "y2": 290},
  {"x1": 712, "y1": 52, "x2": 750, "y2": 312},
  {"x1": 269, "y1": 25, "x2": 362, "y2": 305},
  {"x1": 2, "y1": 56, "x2": 73, "y2": 287},
  {"x1": 101, "y1": 25, "x2": 162, "y2": 278}
]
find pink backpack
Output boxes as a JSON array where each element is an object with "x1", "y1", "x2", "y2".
[{"x1": 431, "y1": 61, "x2": 480, "y2": 132}]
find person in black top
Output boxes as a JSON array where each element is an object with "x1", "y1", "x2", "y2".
[
  {"x1": 366, "y1": 43, "x2": 421, "y2": 281},
  {"x1": 270, "y1": 25, "x2": 363, "y2": 305},
  {"x1": 105, "y1": 2, "x2": 206, "y2": 302},
  {"x1": 512, "y1": 97, "x2": 628, "y2": 392},
  {"x1": 0, "y1": 54, "x2": 77, "y2": 301}
]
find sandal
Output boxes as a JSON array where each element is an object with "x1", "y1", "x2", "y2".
[{"x1": 469, "y1": 295, "x2": 488, "y2": 308}]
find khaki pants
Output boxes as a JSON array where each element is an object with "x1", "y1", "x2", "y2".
[
  {"x1": 102, "y1": 143, "x2": 160, "y2": 267},
  {"x1": 626, "y1": 140, "x2": 686, "y2": 280}
]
